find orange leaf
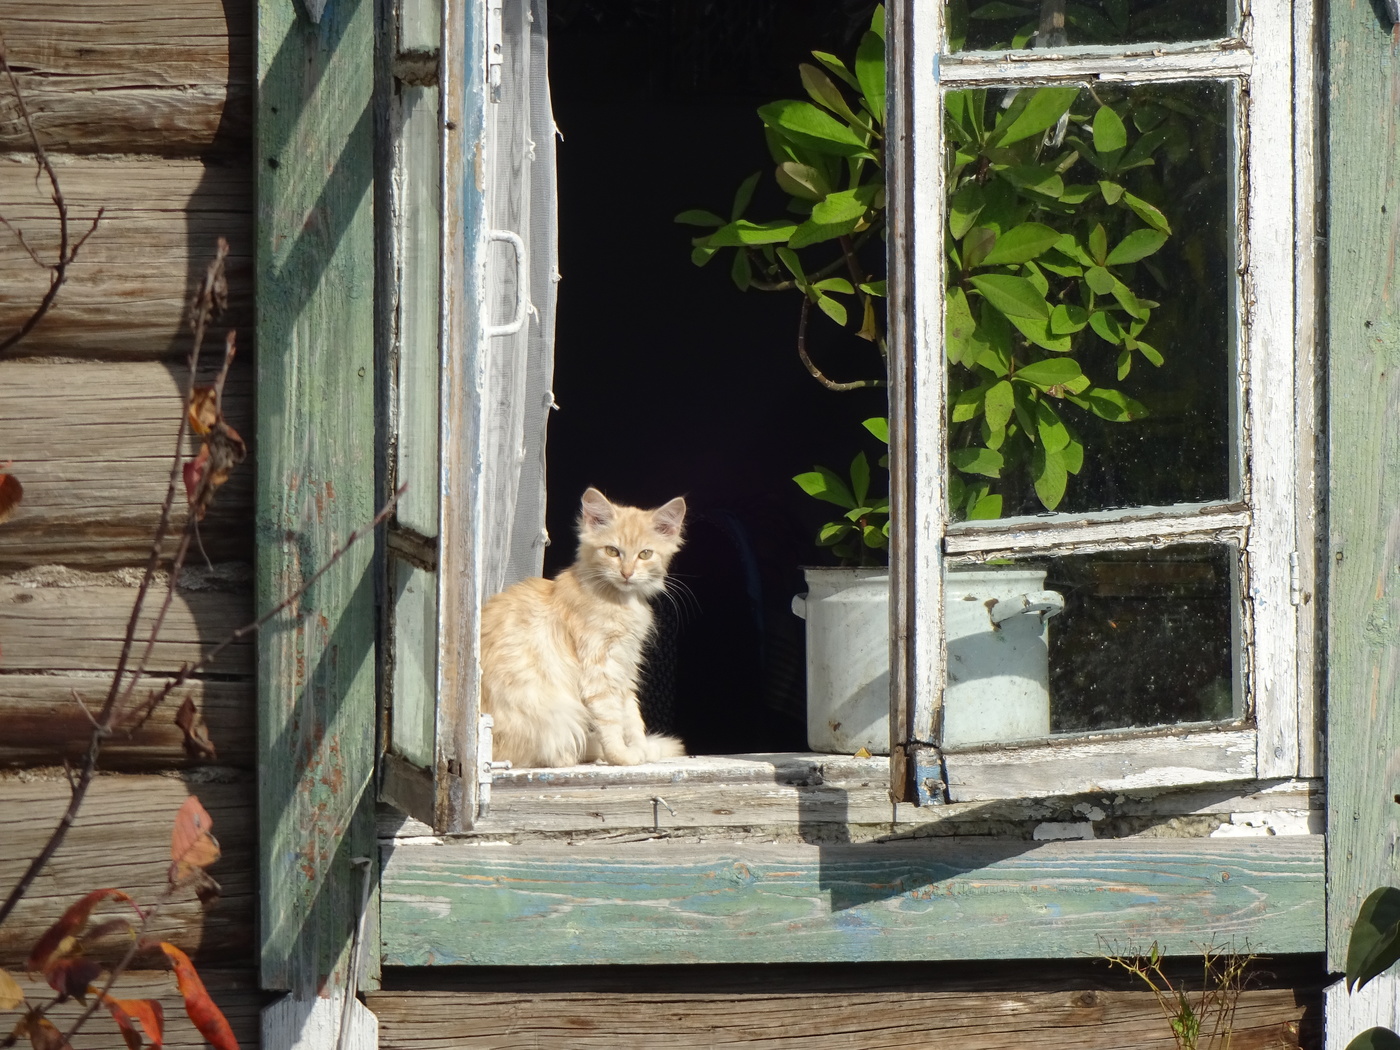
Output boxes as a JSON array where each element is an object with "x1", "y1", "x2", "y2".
[
  {"x1": 168, "y1": 796, "x2": 221, "y2": 889},
  {"x1": 0, "y1": 472, "x2": 22, "y2": 524},
  {"x1": 26, "y1": 889, "x2": 133, "y2": 972},
  {"x1": 159, "y1": 944, "x2": 237, "y2": 1050},
  {"x1": 0, "y1": 968, "x2": 24, "y2": 1009},
  {"x1": 101, "y1": 994, "x2": 164, "y2": 1050},
  {"x1": 187, "y1": 387, "x2": 219, "y2": 436},
  {"x1": 19, "y1": 1014, "x2": 71, "y2": 1050}
]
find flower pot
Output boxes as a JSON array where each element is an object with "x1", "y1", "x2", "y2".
[{"x1": 792, "y1": 566, "x2": 1064, "y2": 754}]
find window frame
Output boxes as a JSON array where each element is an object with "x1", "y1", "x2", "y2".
[{"x1": 885, "y1": 0, "x2": 1318, "y2": 805}]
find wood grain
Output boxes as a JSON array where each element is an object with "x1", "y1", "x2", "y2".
[
  {"x1": 380, "y1": 836, "x2": 1324, "y2": 966},
  {"x1": 0, "y1": 775, "x2": 254, "y2": 968},
  {"x1": 0, "y1": 673, "x2": 254, "y2": 770},
  {"x1": 1323, "y1": 0, "x2": 1400, "y2": 970},
  {"x1": 0, "y1": 0, "x2": 251, "y2": 155},
  {"x1": 0, "y1": 155, "x2": 251, "y2": 359},
  {"x1": 257, "y1": 0, "x2": 379, "y2": 995},
  {"x1": 0, "y1": 580, "x2": 251, "y2": 675},
  {"x1": 10, "y1": 968, "x2": 263, "y2": 1050},
  {"x1": 367, "y1": 986, "x2": 1313, "y2": 1049},
  {"x1": 0, "y1": 359, "x2": 252, "y2": 569}
]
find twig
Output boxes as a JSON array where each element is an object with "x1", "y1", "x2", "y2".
[
  {"x1": 0, "y1": 33, "x2": 103, "y2": 355},
  {"x1": 796, "y1": 296, "x2": 885, "y2": 392}
]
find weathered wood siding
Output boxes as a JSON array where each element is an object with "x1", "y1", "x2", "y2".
[{"x1": 0, "y1": 0, "x2": 256, "y2": 1040}]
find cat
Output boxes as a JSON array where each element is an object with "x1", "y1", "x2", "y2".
[{"x1": 479, "y1": 487, "x2": 689, "y2": 767}]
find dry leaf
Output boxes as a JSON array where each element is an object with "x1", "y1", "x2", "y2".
[
  {"x1": 100, "y1": 994, "x2": 165, "y2": 1050},
  {"x1": 42, "y1": 957, "x2": 102, "y2": 1001},
  {"x1": 26, "y1": 889, "x2": 134, "y2": 972},
  {"x1": 853, "y1": 747, "x2": 872, "y2": 758},
  {"x1": 174, "y1": 696, "x2": 217, "y2": 762},
  {"x1": 187, "y1": 387, "x2": 218, "y2": 436},
  {"x1": 0, "y1": 470, "x2": 23, "y2": 524},
  {"x1": 159, "y1": 943, "x2": 237, "y2": 1050},
  {"x1": 0, "y1": 968, "x2": 24, "y2": 1009},
  {"x1": 168, "y1": 796, "x2": 220, "y2": 890},
  {"x1": 19, "y1": 1014, "x2": 71, "y2": 1050}
]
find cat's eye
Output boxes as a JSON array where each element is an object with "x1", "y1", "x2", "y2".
[
  {"x1": 637, "y1": 549, "x2": 653, "y2": 560},
  {"x1": 603, "y1": 545, "x2": 620, "y2": 557}
]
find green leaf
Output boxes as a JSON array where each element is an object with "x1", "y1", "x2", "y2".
[
  {"x1": 1348, "y1": 888, "x2": 1400, "y2": 992},
  {"x1": 690, "y1": 245, "x2": 718, "y2": 268},
  {"x1": 1007, "y1": 312, "x2": 1073, "y2": 353},
  {"x1": 949, "y1": 182, "x2": 986, "y2": 241},
  {"x1": 999, "y1": 165, "x2": 1064, "y2": 199},
  {"x1": 946, "y1": 287, "x2": 983, "y2": 368},
  {"x1": 992, "y1": 86, "x2": 1078, "y2": 147},
  {"x1": 1063, "y1": 437, "x2": 1084, "y2": 474},
  {"x1": 963, "y1": 226, "x2": 997, "y2": 269},
  {"x1": 1098, "y1": 180, "x2": 1124, "y2": 205},
  {"x1": 1123, "y1": 191, "x2": 1172, "y2": 234},
  {"x1": 1137, "y1": 340, "x2": 1164, "y2": 366},
  {"x1": 1053, "y1": 233, "x2": 1092, "y2": 267},
  {"x1": 860, "y1": 280, "x2": 888, "y2": 296},
  {"x1": 969, "y1": 274, "x2": 1050, "y2": 319},
  {"x1": 850, "y1": 450, "x2": 871, "y2": 506},
  {"x1": 855, "y1": 30, "x2": 886, "y2": 125},
  {"x1": 776, "y1": 247, "x2": 806, "y2": 282},
  {"x1": 775, "y1": 161, "x2": 833, "y2": 201},
  {"x1": 816, "y1": 294, "x2": 848, "y2": 326},
  {"x1": 731, "y1": 171, "x2": 761, "y2": 220},
  {"x1": 984, "y1": 379, "x2": 1014, "y2": 430},
  {"x1": 1024, "y1": 259, "x2": 1049, "y2": 296},
  {"x1": 706, "y1": 219, "x2": 800, "y2": 247},
  {"x1": 1107, "y1": 228, "x2": 1169, "y2": 265},
  {"x1": 810, "y1": 50, "x2": 860, "y2": 91},
  {"x1": 800, "y1": 63, "x2": 861, "y2": 125},
  {"x1": 1035, "y1": 400, "x2": 1070, "y2": 452},
  {"x1": 675, "y1": 209, "x2": 726, "y2": 227},
  {"x1": 1083, "y1": 387, "x2": 1148, "y2": 421},
  {"x1": 968, "y1": 493, "x2": 1004, "y2": 519},
  {"x1": 813, "y1": 278, "x2": 854, "y2": 294},
  {"x1": 981, "y1": 222, "x2": 1061, "y2": 265},
  {"x1": 951, "y1": 383, "x2": 986, "y2": 422},
  {"x1": 794, "y1": 467, "x2": 857, "y2": 509},
  {"x1": 1088, "y1": 223, "x2": 1108, "y2": 265},
  {"x1": 1085, "y1": 265, "x2": 1115, "y2": 295},
  {"x1": 1345, "y1": 1028, "x2": 1400, "y2": 1050},
  {"x1": 1013, "y1": 357, "x2": 1084, "y2": 389},
  {"x1": 863, "y1": 416, "x2": 890, "y2": 443},
  {"x1": 863, "y1": 524, "x2": 888, "y2": 549},
  {"x1": 731, "y1": 247, "x2": 751, "y2": 290},
  {"x1": 813, "y1": 185, "x2": 877, "y2": 224},
  {"x1": 1050, "y1": 303, "x2": 1089, "y2": 334},
  {"x1": 818, "y1": 521, "x2": 854, "y2": 546},
  {"x1": 759, "y1": 100, "x2": 874, "y2": 157},
  {"x1": 1111, "y1": 279, "x2": 1148, "y2": 319},
  {"x1": 1117, "y1": 348, "x2": 1131, "y2": 380},
  {"x1": 1032, "y1": 445, "x2": 1068, "y2": 510},
  {"x1": 1092, "y1": 104, "x2": 1128, "y2": 153},
  {"x1": 1089, "y1": 309, "x2": 1126, "y2": 344},
  {"x1": 950, "y1": 447, "x2": 1004, "y2": 478}
]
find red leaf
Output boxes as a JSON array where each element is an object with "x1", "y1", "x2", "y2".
[
  {"x1": 182, "y1": 446, "x2": 209, "y2": 514},
  {"x1": 174, "y1": 696, "x2": 218, "y2": 762},
  {"x1": 26, "y1": 889, "x2": 134, "y2": 972},
  {"x1": 42, "y1": 956, "x2": 102, "y2": 1000},
  {"x1": 168, "y1": 796, "x2": 221, "y2": 890},
  {"x1": 101, "y1": 994, "x2": 165, "y2": 1050},
  {"x1": 159, "y1": 943, "x2": 237, "y2": 1050},
  {"x1": 0, "y1": 471, "x2": 22, "y2": 524}
]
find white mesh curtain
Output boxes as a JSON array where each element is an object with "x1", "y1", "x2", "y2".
[{"x1": 482, "y1": 0, "x2": 557, "y2": 593}]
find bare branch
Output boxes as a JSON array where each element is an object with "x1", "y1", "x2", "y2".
[{"x1": 796, "y1": 297, "x2": 885, "y2": 392}]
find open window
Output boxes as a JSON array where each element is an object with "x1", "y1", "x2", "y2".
[{"x1": 375, "y1": 0, "x2": 1316, "y2": 833}]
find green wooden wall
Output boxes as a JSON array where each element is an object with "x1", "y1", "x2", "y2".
[{"x1": 1325, "y1": 5, "x2": 1400, "y2": 970}]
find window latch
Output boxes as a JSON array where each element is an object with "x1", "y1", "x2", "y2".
[
  {"x1": 1289, "y1": 550, "x2": 1302, "y2": 606},
  {"x1": 487, "y1": 1, "x2": 504, "y2": 100},
  {"x1": 477, "y1": 714, "x2": 512, "y2": 818}
]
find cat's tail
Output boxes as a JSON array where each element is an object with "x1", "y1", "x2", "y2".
[{"x1": 640, "y1": 733, "x2": 686, "y2": 762}]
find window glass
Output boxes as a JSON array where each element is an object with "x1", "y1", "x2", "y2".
[
  {"x1": 943, "y1": 543, "x2": 1238, "y2": 747},
  {"x1": 948, "y1": 0, "x2": 1233, "y2": 52},
  {"x1": 944, "y1": 80, "x2": 1233, "y2": 520}
]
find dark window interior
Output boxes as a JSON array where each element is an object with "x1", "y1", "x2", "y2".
[{"x1": 545, "y1": 2, "x2": 884, "y2": 754}]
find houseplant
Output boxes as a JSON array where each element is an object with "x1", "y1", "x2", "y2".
[{"x1": 678, "y1": 5, "x2": 1195, "y2": 751}]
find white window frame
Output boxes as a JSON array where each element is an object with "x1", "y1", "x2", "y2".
[
  {"x1": 886, "y1": 0, "x2": 1318, "y2": 805},
  {"x1": 376, "y1": 0, "x2": 1318, "y2": 834}
]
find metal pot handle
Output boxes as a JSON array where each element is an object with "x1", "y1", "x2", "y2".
[
  {"x1": 791, "y1": 593, "x2": 808, "y2": 620},
  {"x1": 989, "y1": 590, "x2": 1064, "y2": 624}
]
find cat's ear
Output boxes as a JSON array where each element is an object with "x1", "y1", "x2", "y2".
[
  {"x1": 652, "y1": 496, "x2": 687, "y2": 537},
  {"x1": 579, "y1": 487, "x2": 614, "y2": 531}
]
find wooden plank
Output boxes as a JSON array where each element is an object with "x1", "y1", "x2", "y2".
[
  {"x1": 0, "y1": 673, "x2": 254, "y2": 770},
  {"x1": 0, "y1": 360, "x2": 252, "y2": 569},
  {"x1": 938, "y1": 43, "x2": 1253, "y2": 83},
  {"x1": 0, "y1": 580, "x2": 252, "y2": 675},
  {"x1": 368, "y1": 985, "x2": 1313, "y2": 1050},
  {"x1": 380, "y1": 836, "x2": 1323, "y2": 966},
  {"x1": 10, "y1": 969, "x2": 261, "y2": 1050},
  {"x1": 0, "y1": 775, "x2": 253, "y2": 968},
  {"x1": 0, "y1": 155, "x2": 251, "y2": 358},
  {"x1": 944, "y1": 729, "x2": 1258, "y2": 802},
  {"x1": 0, "y1": 0, "x2": 251, "y2": 155},
  {"x1": 256, "y1": 0, "x2": 378, "y2": 997},
  {"x1": 1325, "y1": 974, "x2": 1400, "y2": 1050},
  {"x1": 1323, "y1": 0, "x2": 1400, "y2": 971}
]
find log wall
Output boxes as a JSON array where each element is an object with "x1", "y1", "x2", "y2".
[{"x1": 0, "y1": 0, "x2": 257, "y2": 1045}]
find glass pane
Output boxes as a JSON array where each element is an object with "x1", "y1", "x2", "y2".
[
  {"x1": 944, "y1": 81, "x2": 1232, "y2": 521},
  {"x1": 948, "y1": 0, "x2": 1232, "y2": 52},
  {"x1": 942, "y1": 544, "x2": 1238, "y2": 747}
]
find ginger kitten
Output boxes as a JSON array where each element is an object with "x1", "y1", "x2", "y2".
[{"x1": 479, "y1": 487, "x2": 688, "y2": 767}]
